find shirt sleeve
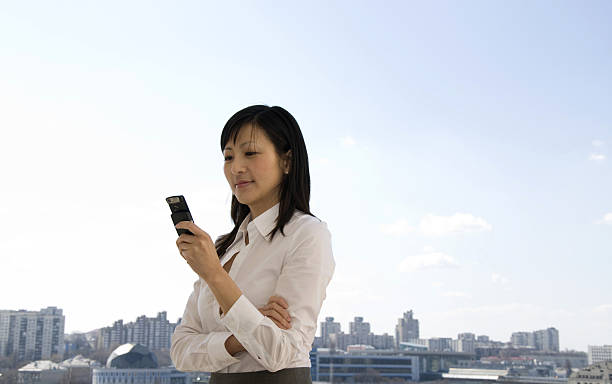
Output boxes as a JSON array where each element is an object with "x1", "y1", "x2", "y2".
[
  {"x1": 170, "y1": 277, "x2": 241, "y2": 372},
  {"x1": 218, "y1": 221, "x2": 335, "y2": 372}
]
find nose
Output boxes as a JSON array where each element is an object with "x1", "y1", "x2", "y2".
[{"x1": 230, "y1": 156, "x2": 246, "y2": 175}]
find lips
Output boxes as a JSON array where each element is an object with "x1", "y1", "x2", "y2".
[{"x1": 236, "y1": 181, "x2": 253, "y2": 188}]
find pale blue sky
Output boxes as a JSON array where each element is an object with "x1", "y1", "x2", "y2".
[{"x1": 1, "y1": 1, "x2": 610, "y2": 352}]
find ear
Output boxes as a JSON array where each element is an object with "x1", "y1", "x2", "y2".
[{"x1": 282, "y1": 150, "x2": 292, "y2": 174}]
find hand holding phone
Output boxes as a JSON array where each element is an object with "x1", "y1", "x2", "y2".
[{"x1": 165, "y1": 195, "x2": 195, "y2": 236}]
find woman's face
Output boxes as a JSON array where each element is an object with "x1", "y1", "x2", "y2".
[{"x1": 223, "y1": 123, "x2": 290, "y2": 219}]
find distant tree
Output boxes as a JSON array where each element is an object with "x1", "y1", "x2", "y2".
[
  {"x1": 0, "y1": 354, "x2": 13, "y2": 369},
  {"x1": 63, "y1": 333, "x2": 94, "y2": 360},
  {"x1": 51, "y1": 352, "x2": 64, "y2": 363},
  {"x1": 0, "y1": 369, "x2": 18, "y2": 384},
  {"x1": 153, "y1": 349, "x2": 172, "y2": 367},
  {"x1": 0, "y1": 352, "x2": 29, "y2": 370},
  {"x1": 354, "y1": 368, "x2": 386, "y2": 382},
  {"x1": 89, "y1": 347, "x2": 114, "y2": 366}
]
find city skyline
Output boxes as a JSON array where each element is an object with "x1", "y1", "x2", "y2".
[
  {"x1": 4, "y1": 305, "x2": 578, "y2": 353},
  {"x1": 1, "y1": 1, "x2": 611, "y2": 353}
]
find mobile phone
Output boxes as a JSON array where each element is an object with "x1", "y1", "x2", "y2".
[{"x1": 165, "y1": 195, "x2": 195, "y2": 236}]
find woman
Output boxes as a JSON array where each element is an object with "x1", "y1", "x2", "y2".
[{"x1": 170, "y1": 105, "x2": 335, "y2": 384}]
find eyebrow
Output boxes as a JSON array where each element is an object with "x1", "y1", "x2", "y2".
[{"x1": 224, "y1": 141, "x2": 256, "y2": 151}]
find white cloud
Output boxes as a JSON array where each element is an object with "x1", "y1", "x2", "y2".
[
  {"x1": 399, "y1": 247, "x2": 459, "y2": 272},
  {"x1": 589, "y1": 153, "x2": 606, "y2": 161},
  {"x1": 340, "y1": 136, "x2": 356, "y2": 148},
  {"x1": 491, "y1": 273, "x2": 510, "y2": 285},
  {"x1": 419, "y1": 213, "x2": 492, "y2": 236},
  {"x1": 443, "y1": 291, "x2": 471, "y2": 298},
  {"x1": 592, "y1": 140, "x2": 605, "y2": 147},
  {"x1": 379, "y1": 219, "x2": 416, "y2": 236},
  {"x1": 597, "y1": 213, "x2": 612, "y2": 225}
]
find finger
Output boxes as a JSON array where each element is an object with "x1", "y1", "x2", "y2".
[
  {"x1": 268, "y1": 316, "x2": 286, "y2": 330},
  {"x1": 262, "y1": 309, "x2": 290, "y2": 329},
  {"x1": 268, "y1": 295, "x2": 289, "y2": 309},
  {"x1": 268, "y1": 302, "x2": 291, "y2": 322},
  {"x1": 258, "y1": 308, "x2": 285, "y2": 329},
  {"x1": 175, "y1": 221, "x2": 209, "y2": 238},
  {"x1": 177, "y1": 234, "x2": 195, "y2": 244}
]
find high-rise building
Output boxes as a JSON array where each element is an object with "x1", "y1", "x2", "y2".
[
  {"x1": 0, "y1": 307, "x2": 65, "y2": 360},
  {"x1": 395, "y1": 310, "x2": 419, "y2": 348},
  {"x1": 428, "y1": 337, "x2": 453, "y2": 352},
  {"x1": 588, "y1": 345, "x2": 612, "y2": 364},
  {"x1": 509, "y1": 328, "x2": 558, "y2": 351},
  {"x1": 534, "y1": 327, "x2": 559, "y2": 352},
  {"x1": 97, "y1": 311, "x2": 178, "y2": 351},
  {"x1": 511, "y1": 331, "x2": 535, "y2": 348},
  {"x1": 455, "y1": 333, "x2": 476, "y2": 353},
  {"x1": 349, "y1": 317, "x2": 370, "y2": 345},
  {"x1": 458, "y1": 333, "x2": 476, "y2": 341},
  {"x1": 320, "y1": 317, "x2": 393, "y2": 351},
  {"x1": 320, "y1": 317, "x2": 341, "y2": 348}
]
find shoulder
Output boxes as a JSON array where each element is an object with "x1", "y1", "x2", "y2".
[
  {"x1": 282, "y1": 211, "x2": 335, "y2": 271},
  {"x1": 284, "y1": 210, "x2": 331, "y2": 241}
]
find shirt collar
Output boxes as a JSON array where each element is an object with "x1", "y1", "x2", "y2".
[{"x1": 238, "y1": 202, "x2": 280, "y2": 242}]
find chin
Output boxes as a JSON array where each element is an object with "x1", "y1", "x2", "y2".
[{"x1": 234, "y1": 195, "x2": 253, "y2": 206}]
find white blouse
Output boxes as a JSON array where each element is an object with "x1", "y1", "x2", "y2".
[{"x1": 170, "y1": 202, "x2": 335, "y2": 373}]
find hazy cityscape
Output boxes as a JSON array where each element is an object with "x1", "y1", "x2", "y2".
[
  {"x1": 2, "y1": 0, "x2": 612, "y2": 383},
  {"x1": 1, "y1": 305, "x2": 611, "y2": 383}
]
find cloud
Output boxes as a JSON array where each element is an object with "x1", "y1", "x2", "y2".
[
  {"x1": 443, "y1": 291, "x2": 471, "y2": 298},
  {"x1": 379, "y1": 219, "x2": 416, "y2": 236},
  {"x1": 399, "y1": 247, "x2": 459, "y2": 272},
  {"x1": 419, "y1": 213, "x2": 492, "y2": 236},
  {"x1": 589, "y1": 153, "x2": 606, "y2": 161},
  {"x1": 491, "y1": 273, "x2": 510, "y2": 285},
  {"x1": 596, "y1": 213, "x2": 612, "y2": 225},
  {"x1": 431, "y1": 281, "x2": 444, "y2": 288},
  {"x1": 592, "y1": 140, "x2": 605, "y2": 147},
  {"x1": 340, "y1": 136, "x2": 356, "y2": 148}
]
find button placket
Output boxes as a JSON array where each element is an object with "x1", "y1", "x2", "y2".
[{"x1": 229, "y1": 229, "x2": 253, "y2": 281}]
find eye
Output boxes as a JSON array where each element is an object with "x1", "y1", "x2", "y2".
[
  {"x1": 246, "y1": 152, "x2": 257, "y2": 156},
  {"x1": 224, "y1": 156, "x2": 232, "y2": 161}
]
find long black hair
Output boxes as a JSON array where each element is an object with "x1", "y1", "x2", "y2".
[{"x1": 215, "y1": 105, "x2": 315, "y2": 259}]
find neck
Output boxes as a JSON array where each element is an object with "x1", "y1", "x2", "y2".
[{"x1": 249, "y1": 198, "x2": 279, "y2": 220}]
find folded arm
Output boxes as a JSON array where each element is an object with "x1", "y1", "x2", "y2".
[
  {"x1": 170, "y1": 278, "x2": 241, "y2": 372},
  {"x1": 219, "y1": 222, "x2": 335, "y2": 372}
]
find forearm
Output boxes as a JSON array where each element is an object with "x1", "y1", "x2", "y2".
[
  {"x1": 218, "y1": 294, "x2": 304, "y2": 372},
  {"x1": 225, "y1": 334, "x2": 246, "y2": 356},
  {"x1": 203, "y1": 266, "x2": 243, "y2": 315},
  {"x1": 170, "y1": 329, "x2": 240, "y2": 372}
]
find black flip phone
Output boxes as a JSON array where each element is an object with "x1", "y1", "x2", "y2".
[{"x1": 165, "y1": 195, "x2": 195, "y2": 236}]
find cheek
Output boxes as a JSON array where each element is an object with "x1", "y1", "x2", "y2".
[{"x1": 254, "y1": 158, "x2": 281, "y2": 178}]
